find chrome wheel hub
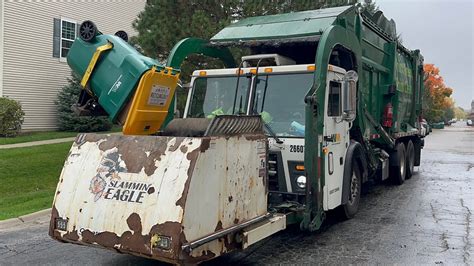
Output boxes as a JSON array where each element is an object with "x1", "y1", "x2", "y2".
[{"x1": 349, "y1": 172, "x2": 358, "y2": 204}]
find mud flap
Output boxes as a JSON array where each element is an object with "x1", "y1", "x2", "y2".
[{"x1": 122, "y1": 67, "x2": 180, "y2": 135}]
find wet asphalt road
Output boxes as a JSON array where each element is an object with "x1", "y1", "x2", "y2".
[{"x1": 1, "y1": 122, "x2": 473, "y2": 265}]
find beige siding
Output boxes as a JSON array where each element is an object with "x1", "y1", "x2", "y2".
[{"x1": 2, "y1": 0, "x2": 146, "y2": 130}]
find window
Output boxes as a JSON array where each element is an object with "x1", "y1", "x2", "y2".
[
  {"x1": 53, "y1": 18, "x2": 77, "y2": 59},
  {"x1": 188, "y1": 76, "x2": 251, "y2": 118},
  {"x1": 60, "y1": 19, "x2": 77, "y2": 57},
  {"x1": 253, "y1": 73, "x2": 314, "y2": 137},
  {"x1": 328, "y1": 81, "x2": 341, "y2": 117}
]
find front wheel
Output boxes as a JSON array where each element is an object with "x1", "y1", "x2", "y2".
[
  {"x1": 391, "y1": 142, "x2": 406, "y2": 185},
  {"x1": 341, "y1": 161, "x2": 361, "y2": 219}
]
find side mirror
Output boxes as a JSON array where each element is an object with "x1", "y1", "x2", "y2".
[{"x1": 342, "y1": 70, "x2": 358, "y2": 122}]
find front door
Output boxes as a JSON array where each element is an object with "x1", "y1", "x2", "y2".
[{"x1": 323, "y1": 68, "x2": 350, "y2": 210}]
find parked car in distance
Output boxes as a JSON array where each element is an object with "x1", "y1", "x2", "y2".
[{"x1": 431, "y1": 122, "x2": 445, "y2": 129}]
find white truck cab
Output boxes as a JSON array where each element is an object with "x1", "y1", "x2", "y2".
[{"x1": 183, "y1": 56, "x2": 350, "y2": 211}]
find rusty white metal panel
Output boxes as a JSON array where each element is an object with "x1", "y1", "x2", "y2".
[
  {"x1": 182, "y1": 135, "x2": 268, "y2": 260},
  {"x1": 50, "y1": 133, "x2": 268, "y2": 264},
  {"x1": 50, "y1": 134, "x2": 201, "y2": 263}
]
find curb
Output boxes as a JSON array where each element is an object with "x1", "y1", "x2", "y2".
[{"x1": 0, "y1": 208, "x2": 51, "y2": 230}]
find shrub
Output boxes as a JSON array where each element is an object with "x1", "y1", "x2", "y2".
[
  {"x1": 56, "y1": 73, "x2": 112, "y2": 132},
  {"x1": 0, "y1": 97, "x2": 25, "y2": 137}
]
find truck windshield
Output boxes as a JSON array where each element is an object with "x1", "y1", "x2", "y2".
[
  {"x1": 252, "y1": 73, "x2": 314, "y2": 137},
  {"x1": 188, "y1": 76, "x2": 250, "y2": 118}
]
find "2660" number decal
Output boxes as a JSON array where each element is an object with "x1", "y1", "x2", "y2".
[{"x1": 289, "y1": 145, "x2": 304, "y2": 153}]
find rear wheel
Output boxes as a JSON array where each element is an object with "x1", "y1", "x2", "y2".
[
  {"x1": 406, "y1": 140, "x2": 415, "y2": 179},
  {"x1": 341, "y1": 161, "x2": 361, "y2": 219},
  {"x1": 391, "y1": 142, "x2": 406, "y2": 185}
]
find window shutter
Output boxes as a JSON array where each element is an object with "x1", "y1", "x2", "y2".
[
  {"x1": 76, "y1": 21, "x2": 80, "y2": 39},
  {"x1": 53, "y1": 18, "x2": 60, "y2": 58}
]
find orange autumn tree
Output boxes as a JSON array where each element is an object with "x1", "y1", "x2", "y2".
[{"x1": 423, "y1": 64, "x2": 454, "y2": 122}]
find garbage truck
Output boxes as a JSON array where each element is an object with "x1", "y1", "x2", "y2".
[{"x1": 50, "y1": 5, "x2": 425, "y2": 264}]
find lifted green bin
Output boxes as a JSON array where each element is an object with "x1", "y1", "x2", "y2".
[{"x1": 67, "y1": 24, "x2": 180, "y2": 135}]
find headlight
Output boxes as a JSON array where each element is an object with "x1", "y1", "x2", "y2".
[
  {"x1": 151, "y1": 234, "x2": 172, "y2": 250},
  {"x1": 296, "y1": 175, "x2": 306, "y2": 189}
]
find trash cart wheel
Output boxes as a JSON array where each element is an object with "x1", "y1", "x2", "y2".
[
  {"x1": 115, "y1": 30, "x2": 128, "y2": 42},
  {"x1": 79, "y1": 20, "x2": 98, "y2": 42}
]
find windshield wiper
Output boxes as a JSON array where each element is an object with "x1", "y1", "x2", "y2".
[
  {"x1": 250, "y1": 63, "x2": 282, "y2": 144},
  {"x1": 260, "y1": 75, "x2": 269, "y2": 113},
  {"x1": 232, "y1": 60, "x2": 246, "y2": 115},
  {"x1": 264, "y1": 123, "x2": 283, "y2": 144}
]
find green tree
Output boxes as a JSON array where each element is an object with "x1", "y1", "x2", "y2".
[
  {"x1": 56, "y1": 73, "x2": 113, "y2": 132},
  {"x1": 132, "y1": 0, "x2": 350, "y2": 61},
  {"x1": 454, "y1": 107, "x2": 467, "y2": 120},
  {"x1": 443, "y1": 106, "x2": 455, "y2": 122},
  {"x1": 361, "y1": 0, "x2": 378, "y2": 14},
  {"x1": 423, "y1": 64, "x2": 454, "y2": 123}
]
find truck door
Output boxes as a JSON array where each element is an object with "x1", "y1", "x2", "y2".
[{"x1": 323, "y1": 68, "x2": 350, "y2": 210}]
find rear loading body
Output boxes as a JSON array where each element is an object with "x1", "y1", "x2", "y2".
[{"x1": 50, "y1": 4, "x2": 424, "y2": 264}]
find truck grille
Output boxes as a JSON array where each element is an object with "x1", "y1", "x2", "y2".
[{"x1": 268, "y1": 153, "x2": 280, "y2": 192}]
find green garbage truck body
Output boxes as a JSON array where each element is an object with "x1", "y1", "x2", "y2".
[{"x1": 50, "y1": 5, "x2": 425, "y2": 264}]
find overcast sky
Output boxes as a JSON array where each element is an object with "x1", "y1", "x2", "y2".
[{"x1": 375, "y1": 0, "x2": 473, "y2": 110}]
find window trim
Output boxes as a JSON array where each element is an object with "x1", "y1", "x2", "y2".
[{"x1": 59, "y1": 17, "x2": 77, "y2": 62}]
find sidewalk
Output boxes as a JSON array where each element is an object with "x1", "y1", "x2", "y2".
[
  {"x1": 0, "y1": 132, "x2": 122, "y2": 149},
  {"x1": 0, "y1": 208, "x2": 51, "y2": 232},
  {"x1": 0, "y1": 137, "x2": 76, "y2": 149}
]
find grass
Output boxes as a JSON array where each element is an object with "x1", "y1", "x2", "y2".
[
  {"x1": 0, "y1": 131, "x2": 78, "y2": 145},
  {"x1": 0, "y1": 142, "x2": 72, "y2": 220},
  {"x1": 0, "y1": 126, "x2": 122, "y2": 145}
]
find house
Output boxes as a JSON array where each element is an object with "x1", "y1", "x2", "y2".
[{"x1": 0, "y1": 0, "x2": 146, "y2": 130}]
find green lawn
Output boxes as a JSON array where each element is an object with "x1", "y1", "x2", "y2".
[
  {"x1": 0, "y1": 126, "x2": 122, "y2": 145},
  {"x1": 0, "y1": 142, "x2": 72, "y2": 220},
  {"x1": 0, "y1": 131, "x2": 79, "y2": 145}
]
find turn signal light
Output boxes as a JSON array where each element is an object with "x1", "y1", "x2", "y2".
[
  {"x1": 199, "y1": 71, "x2": 207, "y2": 76},
  {"x1": 296, "y1": 165, "x2": 305, "y2": 171},
  {"x1": 322, "y1": 147, "x2": 329, "y2": 154}
]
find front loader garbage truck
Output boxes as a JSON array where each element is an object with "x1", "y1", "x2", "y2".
[{"x1": 50, "y1": 5, "x2": 425, "y2": 264}]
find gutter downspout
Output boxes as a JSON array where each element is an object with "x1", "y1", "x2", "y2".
[{"x1": 0, "y1": 1, "x2": 4, "y2": 97}]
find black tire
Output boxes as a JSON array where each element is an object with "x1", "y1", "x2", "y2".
[
  {"x1": 391, "y1": 142, "x2": 406, "y2": 185},
  {"x1": 341, "y1": 161, "x2": 361, "y2": 219},
  {"x1": 114, "y1": 30, "x2": 128, "y2": 42},
  {"x1": 406, "y1": 140, "x2": 415, "y2": 179},
  {"x1": 79, "y1": 20, "x2": 98, "y2": 42}
]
